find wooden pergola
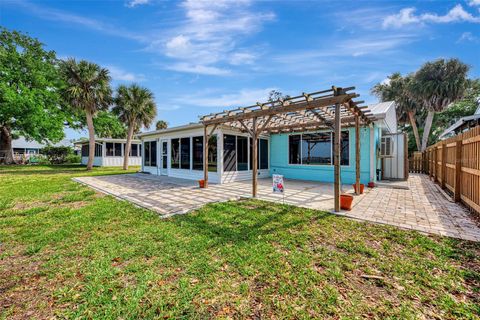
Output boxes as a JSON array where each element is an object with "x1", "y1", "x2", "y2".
[{"x1": 200, "y1": 86, "x2": 375, "y2": 212}]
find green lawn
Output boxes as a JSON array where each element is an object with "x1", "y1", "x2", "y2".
[{"x1": 1, "y1": 165, "x2": 479, "y2": 319}]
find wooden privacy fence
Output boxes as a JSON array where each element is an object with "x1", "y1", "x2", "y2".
[{"x1": 408, "y1": 125, "x2": 480, "y2": 214}]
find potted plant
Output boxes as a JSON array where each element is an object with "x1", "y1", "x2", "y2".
[
  {"x1": 352, "y1": 183, "x2": 365, "y2": 194},
  {"x1": 340, "y1": 194, "x2": 354, "y2": 210},
  {"x1": 198, "y1": 179, "x2": 205, "y2": 188}
]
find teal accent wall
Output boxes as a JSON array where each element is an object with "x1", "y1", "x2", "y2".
[{"x1": 269, "y1": 127, "x2": 372, "y2": 185}]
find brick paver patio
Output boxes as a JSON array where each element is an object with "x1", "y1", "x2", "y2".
[
  {"x1": 345, "y1": 174, "x2": 480, "y2": 241},
  {"x1": 74, "y1": 173, "x2": 480, "y2": 241}
]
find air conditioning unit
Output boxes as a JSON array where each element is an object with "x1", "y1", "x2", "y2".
[{"x1": 380, "y1": 136, "x2": 394, "y2": 158}]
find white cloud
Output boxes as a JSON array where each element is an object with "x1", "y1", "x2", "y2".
[
  {"x1": 157, "y1": 0, "x2": 275, "y2": 75},
  {"x1": 126, "y1": 0, "x2": 149, "y2": 8},
  {"x1": 173, "y1": 88, "x2": 277, "y2": 108},
  {"x1": 107, "y1": 65, "x2": 146, "y2": 82},
  {"x1": 457, "y1": 31, "x2": 478, "y2": 42},
  {"x1": 383, "y1": 4, "x2": 480, "y2": 28},
  {"x1": 382, "y1": 8, "x2": 420, "y2": 28},
  {"x1": 229, "y1": 52, "x2": 257, "y2": 65},
  {"x1": 468, "y1": 0, "x2": 480, "y2": 6},
  {"x1": 165, "y1": 63, "x2": 231, "y2": 76}
]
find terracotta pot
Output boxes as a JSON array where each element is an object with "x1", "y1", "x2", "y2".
[
  {"x1": 198, "y1": 179, "x2": 205, "y2": 188},
  {"x1": 367, "y1": 182, "x2": 375, "y2": 188},
  {"x1": 352, "y1": 183, "x2": 365, "y2": 194},
  {"x1": 340, "y1": 194, "x2": 354, "y2": 211}
]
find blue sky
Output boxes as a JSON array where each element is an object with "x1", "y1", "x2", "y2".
[{"x1": 1, "y1": 0, "x2": 480, "y2": 140}]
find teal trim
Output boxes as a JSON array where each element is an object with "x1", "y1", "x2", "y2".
[{"x1": 269, "y1": 127, "x2": 373, "y2": 185}]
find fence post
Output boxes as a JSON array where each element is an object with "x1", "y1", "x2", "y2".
[
  {"x1": 454, "y1": 138, "x2": 462, "y2": 202},
  {"x1": 429, "y1": 149, "x2": 433, "y2": 178},
  {"x1": 441, "y1": 142, "x2": 447, "y2": 189}
]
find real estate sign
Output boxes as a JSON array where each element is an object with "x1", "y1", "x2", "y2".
[{"x1": 272, "y1": 174, "x2": 284, "y2": 194}]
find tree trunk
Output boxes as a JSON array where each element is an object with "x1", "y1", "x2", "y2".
[
  {"x1": 85, "y1": 111, "x2": 95, "y2": 171},
  {"x1": 123, "y1": 124, "x2": 134, "y2": 170},
  {"x1": 0, "y1": 126, "x2": 14, "y2": 164},
  {"x1": 407, "y1": 111, "x2": 421, "y2": 152},
  {"x1": 421, "y1": 110, "x2": 435, "y2": 152}
]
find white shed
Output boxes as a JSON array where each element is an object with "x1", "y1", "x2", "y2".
[{"x1": 74, "y1": 138, "x2": 142, "y2": 167}]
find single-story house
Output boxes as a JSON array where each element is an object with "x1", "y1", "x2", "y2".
[
  {"x1": 74, "y1": 138, "x2": 142, "y2": 167},
  {"x1": 136, "y1": 96, "x2": 405, "y2": 185},
  {"x1": 12, "y1": 137, "x2": 71, "y2": 155},
  {"x1": 439, "y1": 104, "x2": 480, "y2": 140}
]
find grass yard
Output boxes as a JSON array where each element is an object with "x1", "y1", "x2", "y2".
[{"x1": 1, "y1": 165, "x2": 479, "y2": 319}]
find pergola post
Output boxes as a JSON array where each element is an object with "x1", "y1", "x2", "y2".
[
  {"x1": 355, "y1": 113, "x2": 361, "y2": 195},
  {"x1": 203, "y1": 124, "x2": 209, "y2": 188},
  {"x1": 252, "y1": 118, "x2": 258, "y2": 198},
  {"x1": 334, "y1": 103, "x2": 341, "y2": 212}
]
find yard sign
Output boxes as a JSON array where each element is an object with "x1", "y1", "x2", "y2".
[{"x1": 272, "y1": 174, "x2": 284, "y2": 194}]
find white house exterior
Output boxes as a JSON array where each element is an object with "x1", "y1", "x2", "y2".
[
  {"x1": 74, "y1": 138, "x2": 142, "y2": 167},
  {"x1": 136, "y1": 123, "x2": 270, "y2": 184}
]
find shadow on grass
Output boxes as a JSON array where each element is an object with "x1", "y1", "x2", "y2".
[{"x1": 172, "y1": 199, "x2": 333, "y2": 246}]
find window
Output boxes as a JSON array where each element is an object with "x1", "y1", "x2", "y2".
[
  {"x1": 192, "y1": 136, "x2": 203, "y2": 170},
  {"x1": 289, "y1": 135, "x2": 301, "y2": 164},
  {"x1": 223, "y1": 135, "x2": 236, "y2": 171},
  {"x1": 129, "y1": 144, "x2": 140, "y2": 157},
  {"x1": 106, "y1": 142, "x2": 122, "y2": 157},
  {"x1": 380, "y1": 136, "x2": 393, "y2": 158},
  {"x1": 81, "y1": 144, "x2": 102, "y2": 157},
  {"x1": 95, "y1": 144, "x2": 102, "y2": 157},
  {"x1": 288, "y1": 131, "x2": 349, "y2": 166},
  {"x1": 237, "y1": 136, "x2": 248, "y2": 171},
  {"x1": 260, "y1": 139, "x2": 268, "y2": 169},
  {"x1": 207, "y1": 135, "x2": 217, "y2": 172},
  {"x1": 81, "y1": 145, "x2": 88, "y2": 157},
  {"x1": 249, "y1": 138, "x2": 269, "y2": 170},
  {"x1": 106, "y1": 143, "x2": 114, "y2": 157},
  {"x1": 180, "y1": 137, "x2": 191, "y2": 169},
  {"x1": 144, "y1": 142, "x2": 150, "y2": 166},
  {"x1": 114, "y1": 143, "x2": 122, "y2": 157},
  {"x1": 143, "y1": 141, "x2": 157, "y2": 166},
  {"x1": 151, "y1": 141, "x2": 157, "y2": 166},
  {"x1": 302, "y1": 132, "x2": 331, "y2": 165},
  {"x1": 337, "y1": 131, "x2": 350, "y2": 165},
  {"x1": 171, "y1": 139, "x2": 180, "y2": 169}
]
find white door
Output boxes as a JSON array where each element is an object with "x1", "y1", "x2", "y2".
[{"x1": 160, "y1": 140, "x2": 168, "y2": 175}]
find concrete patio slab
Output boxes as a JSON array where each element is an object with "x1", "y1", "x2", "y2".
[{"x1": 73, "y1": 173, "x2": 480, "y2": 241}]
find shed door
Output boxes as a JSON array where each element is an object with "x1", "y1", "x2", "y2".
[{"x1": 383, "y1": 134, "x2": 406, "y2": 180}]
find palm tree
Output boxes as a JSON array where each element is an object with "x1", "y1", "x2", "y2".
[
  {"x1": 372, "y1": 73, "x2": 423, "y2": 151},
  {"x1": 60, "y1": 59, "x2": 112, "y2": 170},
  {"x1": 410, "y1": 58, "x2": 469, "y2": 151},
  {"x1": 155, "y1": 120, "x2": 168, "y2": 130},
  {"x1": 113, "y1": 84, "x2": 157, "y2": 170}
]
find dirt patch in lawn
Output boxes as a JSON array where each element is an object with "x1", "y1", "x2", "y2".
[{"x1": 0, "y1": 250, "x2": 60, "y2": 319}]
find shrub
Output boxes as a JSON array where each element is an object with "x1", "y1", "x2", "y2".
[
  {"x1": 65, "y1": 153, "x2": 81, "y2": 164},
  {"x1": 40, "y1": 146, "x2": 73, "y2": 164}
]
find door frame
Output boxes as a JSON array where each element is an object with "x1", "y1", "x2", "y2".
[{"x1": 160, "y1": 139, "x2": 168, "y2": 175}]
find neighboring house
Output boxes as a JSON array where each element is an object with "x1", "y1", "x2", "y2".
[
  {"x1": 136, "y1": 101, "x2": 406, "y2": 184},
  {"x1": 439, "y1": 104, "x2": 480, "y2": 140},
  {"x1": 12, "y1": 137, "x2": 71, "y2": 155},
  {"x1": 73, "y1": 138, "x2": 142, "y2": 167}
]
